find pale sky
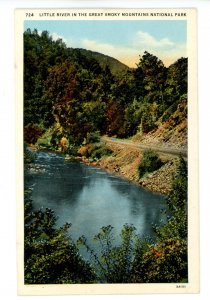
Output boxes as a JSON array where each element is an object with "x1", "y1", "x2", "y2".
[{"x1": 24, "y1": 20, "x2": 187, "y2": 67}]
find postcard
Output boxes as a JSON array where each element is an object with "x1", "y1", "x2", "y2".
[{"x1": 16, "y1": 7, "x2": 199, "y2": 295}]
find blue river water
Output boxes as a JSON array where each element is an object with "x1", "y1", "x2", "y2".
[{"x1": 25, "y1": 150, "x2": 166, "y2": 244}]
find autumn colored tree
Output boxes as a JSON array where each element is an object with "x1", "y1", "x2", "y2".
[{"x1": 24, "y1": 30, "x2": 188, "y2": 142}]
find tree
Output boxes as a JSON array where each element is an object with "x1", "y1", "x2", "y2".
[
  {"x1": 106, "y1": 100, "x2": 126, "y2": 137},
  {"x1": 41, "y1": 58, "x2": 112, "y2": 143},
  {"x1": 24, "y1": 29, "x2": 188, "y2": 143},
  {"x1": 131, "y1": 52, "x2": 168, "y2": 133},
  {"x1": 135, "y1": 51, "x2": 167, "y2": 104},
  {"x1": 164, "y1": 57, "x2": 188, "y2": 104},
  {"x1": 24, "y1": 197, "x2": 95, "y2": 284},
  {"x1": 24, "y1": 29, "x2": 68, "y2": 127}
]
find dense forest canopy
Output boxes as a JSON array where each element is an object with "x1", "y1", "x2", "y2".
[{"x1": 24, "y1": 28, "x2": 187, "y2": 145}]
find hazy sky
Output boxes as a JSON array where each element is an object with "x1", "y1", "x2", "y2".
[{"x1": 24, "y1": 20, "x2": 187, "y2": 67}]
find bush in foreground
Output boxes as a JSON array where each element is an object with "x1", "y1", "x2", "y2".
[{"x1": 24, "y1": 198, "x2": 96, "y2": 284}]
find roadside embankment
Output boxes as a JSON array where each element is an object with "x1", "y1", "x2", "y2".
[
  {"x1": 29, "y1": 137, "x2": 180, "y2": 196},
  {"x1": 79, "y1": 141, "x2": 179, "y2": 196}
]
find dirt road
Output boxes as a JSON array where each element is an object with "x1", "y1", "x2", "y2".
[{"x1": 101, "y1": 136, "x2": 187, "y2": 158}]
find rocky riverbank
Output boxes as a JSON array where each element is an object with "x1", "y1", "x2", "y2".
[
  {"x1": 79, "y1": 141, "x2": 179, "y2": 196},
  {"x1": 30, "y1": 140, "x2": 178, "y2": 196}
]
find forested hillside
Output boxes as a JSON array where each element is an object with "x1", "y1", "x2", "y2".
[
  {"x1": 24, "y1": 29, "x2": 189, "y2": 284},
  {"x1": 73, "y1": 48, "x2": 130, "y2": 76},
  {"x1": 24, "y1": 28, "x2": 187, "y2": 149}
]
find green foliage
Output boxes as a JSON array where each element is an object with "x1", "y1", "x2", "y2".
[
  {"x1": 78, "y1": 143, "x2": 112, "y2": 160},
  {"x1": 24, "y1": 146, "x2": 35, "y2": 167},
  {"x1": 78, "y1": 218, "x2": 188, "y2": 283},
  {"x1": 168, "y1": 156, "x2": 188, "y2": 210},
  {"x1": 24, "y1": 29, "x2": 68, "y2": 127},
  {"x1": 24, "y1": 197, "x2": 95, "y2": 284},
  {"x1": 135, "y1": 51, "x2": 166, "y2": 101},
  {"x1": 36, "y1": 127, "x2": 54, "y2": 148},
  {"x1": 66, "y1": 143, "x2": 78, "y2": 156},
  {"x1": 133, "y1": 238, "x2": 188, "y2": 283},
  {"x1": 154, "y1": 156, "x2": 188, "y2": 240},
  {"x1": 90, "y1": 145, "x2": 113, "y2": 160},
  {"x1": 138, "y1": 150, "x2": 163, "y2": 178},
  {"x1": 77, "y1": 224, "x2": 138, "y2": 283},
  {"x1": 76, "y1": 48, "x2": 130, "y2": 76},
  {"x1": 24, "y1": 29, "x2": 188, "y2": 142},
  {"x1": 164, "y1": 58, "x2": 188, "y2": 104},
  {"x1": 86, "y1": 131, "x2": 100, "y2": 144},
  {"x1": 42, "y1": 58, "x2": 108, "y2": 144},
  {"x1": 144, "y1": 156, "x2": 188, "y2": 282},
  {"x1": 140, "y1": 110, "x2": 157, "y2": 133},
  {"x1": 23, "y1": 30, "x2": 188, "y2": 283},
  {"x1": 160, "y1": 100, "x2": 179, "y2": 123}
]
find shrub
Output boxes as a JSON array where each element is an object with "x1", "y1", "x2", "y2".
[
  {"x1": 77, "y1": 224, "x2": 138, "y2": 283},
  {"x1": 133, "y1": 239, "x2": 188, "y2": 283},
  {"x1": 24, "y1": 124, "x2": 44, "y2": 144},
  {"x1": 24, "y1": 145, "x2": 35, "y2": 167},
  {"x1": 86, "y1": 131, "x2": 100, "y2": 144},
  {"x1": 36, "y1": 127, "x2": 53, "y2": 148},
  {"x1": 24, "y1": 198, "x2": 95, "y2": 284},
  {"x1": 66, "y1": 144, "x2": 78, "y2": 156},
  {"x1": 77, "y1": 144, "x2": 95, "y2": 157},
  {"x1": 78, "y1": 143, "x2": 112, "y2": 160},
  {"x1": 138, "y1": 150, "x2": 163, "y2": 178},
  {"x1": 90, "y1": 145, "x2": 112, "y2": 160}
]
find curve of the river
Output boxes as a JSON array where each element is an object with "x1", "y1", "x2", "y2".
[{"x1": 25, "y1": 150, "x2": 166, "y2": 244}]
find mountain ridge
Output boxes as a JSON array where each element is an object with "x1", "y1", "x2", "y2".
[{"x1": 69, "y1": 47, "x2": 131, "y2": 76}]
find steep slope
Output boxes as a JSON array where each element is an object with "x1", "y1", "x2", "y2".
[{"x1": 132, "y1": 97, "x2": 187, "y2": 150}]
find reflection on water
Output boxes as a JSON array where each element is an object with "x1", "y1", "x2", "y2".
[{"x1": 25, "y1": 150, "x2": 166, "y2": 242}]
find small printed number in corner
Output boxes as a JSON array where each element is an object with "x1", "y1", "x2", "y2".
[
  {"x1": 26, "y1": 13, "x2": 34, "y2": 18},
  {"x1": 176, "y1": 285, "x2": 186, "y2": 288}
]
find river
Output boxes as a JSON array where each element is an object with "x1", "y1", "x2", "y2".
[{"x1": 25, "y1": 150, "x2": 166, "y2": 244}]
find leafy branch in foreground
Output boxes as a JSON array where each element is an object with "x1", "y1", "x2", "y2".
[
  {"x1": 77, "y1": 224, "x2": 141, "y2": 283},
  {"x1": 24, "y1": 196, "x2": 96, "y2": 284}
]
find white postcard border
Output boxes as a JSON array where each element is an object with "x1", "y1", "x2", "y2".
[{"x1": 15, "y1": 7, "x2": 199, "y2": 295}]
